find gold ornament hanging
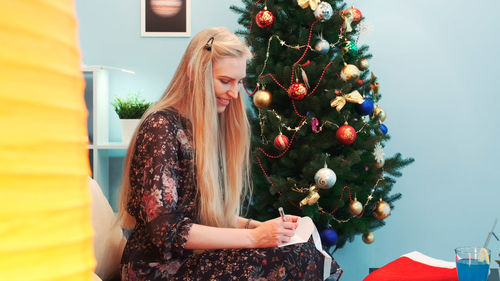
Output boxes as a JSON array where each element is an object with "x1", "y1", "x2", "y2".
[
  {"x1": 340, "y1": 64, "x2": 361, "y2": 81},
  {"x1": 362, "y1": 232, "x2": 375, "y2": 244},
  {"x1": 253, "y1": 89, "x2": 272, "y2": 109},
  {"x1": 373, "y1": 199, "x2": 391, "y2": 220},
  {"x1": 299, "y1": 185, "x2": 320, "y2": 207},
  {"x1": 359, "y1": 58, "x2": 370, "y2": 70},
  {"x1": 330, "y1": 90, "x2": 364, "y2": 112},
  {"x1": 349, "y1": 199, "x2": 363, "y2": 216},
  {"x1": 373, "y1": 106, "x2": 386, "y2": 122}
]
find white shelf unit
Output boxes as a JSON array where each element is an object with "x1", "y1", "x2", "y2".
[{"x1": 83, "y1": 66, "x2": 130, "y2": 210}]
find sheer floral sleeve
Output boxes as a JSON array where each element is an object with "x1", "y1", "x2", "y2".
[{"x1": 128, "y1": 111, "x2": 194, "y2": 257}]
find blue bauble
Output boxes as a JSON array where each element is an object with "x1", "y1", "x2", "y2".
[
  {"x1": 354, "y1": 98, "x2": 374, "y2": 116},
  {"x1": 379, "y1": 123, "x2": 388, "y2": 135},
  {"x1": 320, "y1": 228, "x2": 338, "y2": 247}
]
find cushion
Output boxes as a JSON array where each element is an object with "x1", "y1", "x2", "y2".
[{"x1": 89, "y1": 177, "x2": 126, "y2": 281}]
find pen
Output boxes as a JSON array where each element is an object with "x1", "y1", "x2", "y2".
[{"x1": 278, "y1": 207, "x2": 287, "y2": 222}]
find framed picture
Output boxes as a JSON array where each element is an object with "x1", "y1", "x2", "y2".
[{"x1": 141, "y1": 0, "x2": 191, "y2": 37}]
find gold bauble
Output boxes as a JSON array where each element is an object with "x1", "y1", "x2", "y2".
[
  {"x1": 374, "y1": 200, "x2": 391, "y2": 220},
  {"x1": 362, "y1": 232, "x2": 375, "y2": 244},
  {"x1": 372, "y1": 82, "x2": 380, "y2": 94},
  {"x1": 253, "y1": 90, "x2": 272, "y2": 109},
  {"x1": 375, "y1": 158, "x2": 385, "y2": 169},
  {"x1": 340, "y1": 64, "x2": 360, "y2": 81},
  {"x1": 349, "y1": 199, "x2": 363, "y2": 216},
  {"x1": 373, "y1": 106, "x2": 386, "y2": 122},
  {"x1": 359, "y1": 58, "x2": 370, "y2": 70}
]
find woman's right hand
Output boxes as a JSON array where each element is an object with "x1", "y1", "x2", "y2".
[{"x1": 249, "y1": 215, "x2": 299, "y2": 248}]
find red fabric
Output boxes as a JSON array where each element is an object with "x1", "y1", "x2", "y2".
[{"x1": 364, "y1": 257, "x2": 459, "y2": 281}]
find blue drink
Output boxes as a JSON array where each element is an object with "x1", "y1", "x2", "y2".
[{"x1": 456, "y1": 259, "x2": 489, "y2": 281}]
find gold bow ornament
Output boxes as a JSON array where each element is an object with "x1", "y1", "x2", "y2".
[
  {"x1": 300, "y1": 185, "x2": 321, "y2": 207},
  {"x1": 297, "y1": 0, "x2": 320, "y2": 10},
  {"x1": 330, "y1": 90, "x2": 364, "y2": 112}
]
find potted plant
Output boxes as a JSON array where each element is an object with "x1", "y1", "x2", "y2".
[{"x1": 111, "y1": 94, "x2": 152, "y2": 144}]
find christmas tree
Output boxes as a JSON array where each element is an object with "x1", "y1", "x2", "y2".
[{"x1": 231, "y1": 0, "x2": 414, "y2": 250}]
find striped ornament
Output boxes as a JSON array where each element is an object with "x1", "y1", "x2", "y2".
[{"x1": 273, "y1": 134, "x2": 289, "y2": 150}]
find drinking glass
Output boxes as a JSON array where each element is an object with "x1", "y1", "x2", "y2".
[{"x1": 455, "y1": 247, "x2": 490, "y2": 281}]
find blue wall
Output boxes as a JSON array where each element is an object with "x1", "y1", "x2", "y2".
[{"x1": 76, "y1": 1, "x2": 500, "y2": 280}]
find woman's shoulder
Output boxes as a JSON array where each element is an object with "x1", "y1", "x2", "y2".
[
  {"x1": 137, "y1": 109, "x2": 180, "y2": 135},
  {"x1": 144, "y1": 108, "x2": 182, "y2": 126}
]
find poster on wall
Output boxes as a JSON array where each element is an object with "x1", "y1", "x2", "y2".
[{"x1": 141, "y1": 0, "x2": 191, "y2": 37}]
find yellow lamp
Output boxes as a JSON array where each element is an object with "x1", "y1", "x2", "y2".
[{"x1": 0, "y1": 1, "x2": 94, "y2": 280}]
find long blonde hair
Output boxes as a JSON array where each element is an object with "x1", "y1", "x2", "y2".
[{"x1": 118, "y1": 27, "x2": 252, "y2": 229}]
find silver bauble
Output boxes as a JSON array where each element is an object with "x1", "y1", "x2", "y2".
[
  {"x1": 314, "y1": 39, "x2": 330, "y2": 55},
  {"x1": 314, "y1": 2, "x2": 333, "y2": 22},
  {"x1": 375, "y1": 158, "x2": 385, "y2": 169},
  {"x1": 314, "y1": 167, "x2": 336, "y2": 189}
]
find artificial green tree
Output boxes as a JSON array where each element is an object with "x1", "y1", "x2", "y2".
[{"x1": 231, "y1": 0, "x2": 414, "y2": 250}]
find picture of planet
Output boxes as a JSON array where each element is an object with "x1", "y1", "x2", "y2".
[{"x1": 150, "y1": 0, "x2": 182, "y2": 18}]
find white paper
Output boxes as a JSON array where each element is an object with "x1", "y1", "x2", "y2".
[{"x1": 278, "y1": 216, "x2": 315, "y2": 247}]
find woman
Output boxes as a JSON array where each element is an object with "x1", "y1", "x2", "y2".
[{"x1": 118, "y1": 26, "x2": 341, "y2": 280}]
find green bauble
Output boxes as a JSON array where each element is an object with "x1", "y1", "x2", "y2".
[{"x1": 343, "y1": 40, "x2": 358, "y2": 62}]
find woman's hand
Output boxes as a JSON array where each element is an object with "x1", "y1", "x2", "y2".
[{"x1": 249, "y1": 215, "x2": 299, "y2": 248}]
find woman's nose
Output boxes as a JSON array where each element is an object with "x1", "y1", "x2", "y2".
[{"x1": 227, "y1": 84, "x2": 239, "y2": 99}]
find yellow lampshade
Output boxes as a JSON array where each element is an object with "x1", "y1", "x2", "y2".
[{"x1": 0, "y1": 1, "x2": 94, "y2": 280}]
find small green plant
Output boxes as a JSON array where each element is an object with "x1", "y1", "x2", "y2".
[{"x1": 111, "y1": 94, "x2": 153, "y2": 119}]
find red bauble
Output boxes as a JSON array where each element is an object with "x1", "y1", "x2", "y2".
[
  {"x1": 274, "y1": 134, "x2": 289, "y2": 150},
  {"x1": 256, "y1": 9, "x2": 275, "y2": 28},
  {"x1": 336, "y1": 124, "x2": 357, "y2": 145},
  {"x1": 351, "y1": 8, "x2": 362, "y2": 21},
  {"x1": 287, "y1": 82, "x2": 307, "y2": 101},
  {"x1": 343, "y1": 7, "x2": 362, "y2": 22}
]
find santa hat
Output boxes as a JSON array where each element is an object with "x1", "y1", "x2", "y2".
[{"x1": 364, "y1": 251, "x2": 458, "y2": 281}]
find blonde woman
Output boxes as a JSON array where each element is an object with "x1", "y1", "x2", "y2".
[{"x1": 118, "y1": 27, "x2": 341, "y2": 280}]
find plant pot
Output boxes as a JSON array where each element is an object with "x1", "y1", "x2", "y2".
[{"x1": 120, "y1": 119, "x2": 140, "y2": 144}]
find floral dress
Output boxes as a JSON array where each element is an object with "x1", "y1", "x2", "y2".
[{"x1": 121, "y1": 109, "x2": 342, "y2": 281}]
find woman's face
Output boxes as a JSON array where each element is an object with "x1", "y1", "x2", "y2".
[{"x1": 212, "y1": 56, "x2": 247, "y2": 113}]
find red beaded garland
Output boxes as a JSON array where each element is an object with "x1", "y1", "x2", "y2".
[
  {"x1": 256, "y1": 10, "x2": 275, "y2": 28},
  {"x1": 273, "y1": 134, "x2": 289, "y2": 150},
  {"x1": 287, "y1": 82, "x2": 307, "y2": 101},
  {"x1": 336, "y1": 124, "x2": 357, "y2": 145}
]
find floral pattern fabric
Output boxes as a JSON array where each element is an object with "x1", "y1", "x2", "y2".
[{"x1": 121, "y1": 109, "x2": 342, "y2": 281}]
